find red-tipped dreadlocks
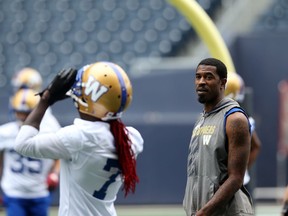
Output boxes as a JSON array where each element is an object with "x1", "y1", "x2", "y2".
[{"x1": 109, "y1": 119, "x2": 139, "y2": 196}]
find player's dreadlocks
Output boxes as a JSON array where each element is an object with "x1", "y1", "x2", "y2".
[{"x1": 109, "y1": 119, "x2": 139, "y2": 196}]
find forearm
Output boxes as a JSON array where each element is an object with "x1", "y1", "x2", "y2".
[
  {"x1": 23, "y1": 91, "x2": 50, "y2": 129},
  {"x1": 247, "y1": 150, "x2": 258, "y2": 168},
  {"x1": 15, "y1": 125, "x2": 71, "y2": 160},
  {"x1": 248, "y1": 132, "x2": 261, "y2": 168},
  {"x1": 50, "y1": 159, "x2": 61, "y2": 174},
  {"x1": 198, "y1": 177, "x2": 242, "y2": 215}
]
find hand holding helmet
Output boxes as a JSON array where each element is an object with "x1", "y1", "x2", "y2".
[{"x1": 38, "y1": 68, "x2": 77, "y2": 105}]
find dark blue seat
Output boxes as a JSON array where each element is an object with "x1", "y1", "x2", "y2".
[{"x1": 0, "y1": 0, "x2": 222, "y2": 89}]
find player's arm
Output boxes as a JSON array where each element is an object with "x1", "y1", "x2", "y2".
[
  {"x1": 21, "y1": 68, "x2": 77, "y2": 130},
  {"x1": 47, "y1": 159, "x2": 60, "y2": 191},
  {"x1": 196, "y1": 112, "x2": 251, "y2": 216},
  {"x1": 23, "y1": 90, "x2": 50, "y2": 130},
  {"x1": 247, "y1": 130, "x2": 261, "y2": 168},
  {"x1": 14, "y1": 68, "x2": 77, "y2": 159},
  {"x1": 50, "y1": 159, "x2": 60, "y2": 174}
]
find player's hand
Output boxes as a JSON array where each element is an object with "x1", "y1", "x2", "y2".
[
  {"x1": 38, "y1": 68, "x2": 77, "y2": 105},
  {"x1": 47, "y1": 172, "x2": 59, "y2": 191}
]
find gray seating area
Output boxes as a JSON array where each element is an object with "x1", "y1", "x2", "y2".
[
  {"x1": 253, "y1": 0, "x2": 288, "y2": 31},
  {"x1": 0, "y1": 0, "x2": 222, "y2": 89}
]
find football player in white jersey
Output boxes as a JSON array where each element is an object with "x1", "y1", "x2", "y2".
[
  {"x1": 10, "y1": 67, "x2": 61, "y2": 191},
  {"x1": 0, "y1": 89, "x2": 60, "y2": 216},
  {"x1": 14, "y1": 62, "x2": 144, "y2": 216}
]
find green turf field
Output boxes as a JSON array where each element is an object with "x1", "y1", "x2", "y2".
[
  {"x1": 0, "y1": 202, "x2": 283, "y2": 216},
  {"x1": 116, "y1": 203, "x2": 283, "y2": 216}
]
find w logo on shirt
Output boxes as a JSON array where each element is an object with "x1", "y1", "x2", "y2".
[{"x1": 203, "y1": 135, "x2": 212, "y2": 145}]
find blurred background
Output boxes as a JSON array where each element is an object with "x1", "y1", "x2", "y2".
[{"x1": 0, "y1": 0, "x2": 287, "y2": 208}]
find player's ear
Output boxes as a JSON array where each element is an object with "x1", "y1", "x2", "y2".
[{"x1": 221, "y1": 78, "x2": 227, "y2": 89}]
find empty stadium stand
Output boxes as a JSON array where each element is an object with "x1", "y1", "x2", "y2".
[{"x1": 0, "y1": 0, "x2": 222, "y2": 90}]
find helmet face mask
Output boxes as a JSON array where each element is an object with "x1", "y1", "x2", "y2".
[
  {"x1": 11, "y1": 68, "x2": 43, "y2": 92},
  {"x1": 68, "y1": 62, "x2": 132, "y2": 120}
]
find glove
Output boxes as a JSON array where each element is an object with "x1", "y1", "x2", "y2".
[
  {"x1": 38, "y1": 68, "x2": 77, "y2": 105},
  {"x1": 46, "y1": 172, "x2": 59, "y2": 191}
]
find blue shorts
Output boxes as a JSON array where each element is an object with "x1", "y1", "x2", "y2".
[{"x1": 3, "y1": 194, "x2": 50, "y2": 216}]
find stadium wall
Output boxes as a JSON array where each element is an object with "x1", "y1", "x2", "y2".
[{"x1": 0, "y1": 32, "x2": 287, "y2": 204}]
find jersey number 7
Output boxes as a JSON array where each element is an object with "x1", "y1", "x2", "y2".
[{"x1": 93, "y1": 158, "x2": 121, "y2": 200}]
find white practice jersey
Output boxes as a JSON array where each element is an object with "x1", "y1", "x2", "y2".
[
  {"x1": 15, "y1": 118, "x2": 144, "y2": 216},
  {"x1": 0, "y1": 108, "x2": 61, "y2": 198},
  {"x1": 41, "y1": 107, "x2": 61, "y2": 132}
]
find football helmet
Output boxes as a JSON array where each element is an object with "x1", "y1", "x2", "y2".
[
  {"x1": 11, "y1": 67, "x2": 43, "y2": 92},
  {"x1": 68, "y1": 61, "x2": 132, "y2": 120},
  {"x1": 11, "y1": 88, "x2": 40, "y2": 113},
  {"x1": 225, "y1": 72, "x2": 245, "y2": 102}
]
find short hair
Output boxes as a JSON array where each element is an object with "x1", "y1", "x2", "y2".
[{"x1": 197, "y1": 58, "x2": 227, "y2": 79}]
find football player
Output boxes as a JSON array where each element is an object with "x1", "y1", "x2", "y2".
[
  {"x1": 10, "y1": 67, "x2": 61, "y2": 192},
  {"x1": 0, "y1": 89, "x2": 60, "y2": 216},
  {"x1": 14, "y1": 62, "x2": 144, "y2": 216}
]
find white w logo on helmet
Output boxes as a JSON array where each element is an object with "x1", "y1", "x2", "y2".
[{"x1": 84, "y1": 75, "x2": 108, "y2": 102}]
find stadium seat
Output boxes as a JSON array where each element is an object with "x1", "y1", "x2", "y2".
[{"x1": 0, "y1": 0, "x2": 223, "y2": 89}]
